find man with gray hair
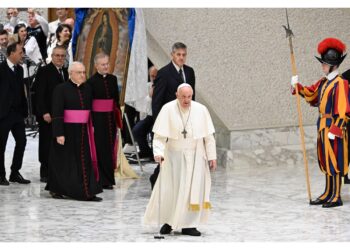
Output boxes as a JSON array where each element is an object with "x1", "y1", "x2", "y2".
[
  {"x1": 45, "y1": 61, "x2": 103, "y2": 201},
  {"x1": 150, "y1": 42, "x2": 196, "y2": 188},
  {"x1": 34, "y1": 45, "x2": 68, "y2": 182},
  {"x1": 144, "y1": 83, "x2": 216, "y2": 237},
  {"x1": 86, "y1": 53, "x2": 122, "y2": 190}
]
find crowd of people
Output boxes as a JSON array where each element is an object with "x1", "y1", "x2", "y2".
[{"x1": 0, "y1": 7, "x2": 218, "y2": 236}]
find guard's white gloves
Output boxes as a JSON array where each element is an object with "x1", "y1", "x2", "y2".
[
  {"x1": 291, "y1": 75, "x2": 298, "y2": 88},
  {"x1": 328, "y1": 132, "x2": 335, "y2": 140}
]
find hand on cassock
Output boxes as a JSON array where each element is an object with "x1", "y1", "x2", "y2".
[
  {"x1": 57, "y1": 136, "x2": 65, "y2": 145},
  {"x1": 209, "y1": 160, "x2": 217, "y2": 171}
]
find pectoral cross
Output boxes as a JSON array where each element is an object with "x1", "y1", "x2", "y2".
[{"x1": 181, "y1": 129, "x2": 187, "y2": 138}]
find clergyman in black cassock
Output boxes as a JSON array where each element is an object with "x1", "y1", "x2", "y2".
[
  {"x1": 45, "y1": 62, "x2": 103, "y2": 201},
  {"x1": 86, "y1": 53, "x2": 122, "y2": 189},
  {"x1": 34, "y1": 46, "x2": 68, "y2": 182}
]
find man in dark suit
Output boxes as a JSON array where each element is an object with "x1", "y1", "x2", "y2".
[
  {"x1": 150, "y1": 42, "x2": 196, "y2": 188},
  {"x1": 34, "y1": 46, "x2": 68, "y2": 182},
  {"x1": 0, "y1": 42, "x2": 30, "y2": 185}
]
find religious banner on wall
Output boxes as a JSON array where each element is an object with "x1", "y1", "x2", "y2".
[{"x1": 74, "y1": 8, "x2": 129, "y2": 85}]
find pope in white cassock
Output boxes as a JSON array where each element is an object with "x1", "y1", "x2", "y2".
[{"x1": 143, "y1": 83, "x2": 217, "y2": 237}]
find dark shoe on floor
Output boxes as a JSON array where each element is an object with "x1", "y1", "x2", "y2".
[
  {"x1": 103, "y1": 185, "x2": 113, "y2": 190},
  {"x1": 50, "y1": 191, "x2": 65, "y2": 199},
  {"x1": 40, "y1": 177, "x2": 48, "y2": 183},
  {"x1": 160, "y1": 223, "x2": 172, "y2": 234},
  {"x1": 182, "y1": 228, "x2": 201, "y2": 236},
  {"x1": 0, "y1": 176, "x2": 10, "y2": 186},
  {"x1": 88, "y1": 196, "x2": 103, "y2": 202},
  {"x1": 9, "y1": 172, "x2": 31, "y2": 184},
  {"x1": 344, "y1": 176, "x2": 350, "y2": 184},
  {"x1": 322, "y1": 199, "x2": 343, "y2": 208},
  {"x1": 310, "y1": 198, "x2": 328, "y2": 205}
]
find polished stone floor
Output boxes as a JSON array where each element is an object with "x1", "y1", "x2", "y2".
[{"x1": 2, "y1": 134, "x2": 350, "y2": 242}]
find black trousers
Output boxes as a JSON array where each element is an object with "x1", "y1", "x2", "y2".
[
  {"x1": 38, "y1": 118, "x2": 52, "y2": 178},
  {"x1": 132, "y1": 115, "x2": 154, "y2": 157},
  {"x1": 0, "y1": 111, "x2": 27, "y2": 178},
  {"x1": 121, "y1": 104, "x2": 139, "y2": 145}
]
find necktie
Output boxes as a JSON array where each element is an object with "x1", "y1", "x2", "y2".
[
  {"x1": 59, "y1": 68, "x2": 65, "y2": 81},
  {"x1": 13, "y1": 65, "x2": 16, "y2": 73},
  {"x1": 179, "y1": 68, "x2": 184, "y2": 83}
]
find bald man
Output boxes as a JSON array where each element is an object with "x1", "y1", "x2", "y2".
[
  {"x1": 144, "y1": 84, "x2": 217, "y2": 237},
  {"x1": 45, "y1": 62, "x2": 103, "y2": 201}
]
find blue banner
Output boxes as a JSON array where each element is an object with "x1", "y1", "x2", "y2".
[
  {"x1": 72, "y1": 8, "x2": 89, "y2": 56},
  {"x1": 128, "y1": 8, "x2": 136, "y2": 48}
]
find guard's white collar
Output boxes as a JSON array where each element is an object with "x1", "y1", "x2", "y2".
[{"x1": 326, "y1": 70, "x2": 339, "y2": 81}]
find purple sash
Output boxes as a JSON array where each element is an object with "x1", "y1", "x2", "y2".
[
  {"x1": 92, "y1": 99, "x2": 121, "y2": 168},
  {"x1": 92, "y1": 99, "x2": 114, "y2": 112},
  {"x1": 64, "y1": 110, "x2": 99, "y2": 181}
]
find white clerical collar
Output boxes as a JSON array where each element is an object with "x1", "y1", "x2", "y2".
[
  {"x1": 6, "y1": 58, "x2": 15, "y2": 69},
  {"x1": 70, "y1": 79, "x2": 83, "y2": 86},
  {"x1": 326, "y1": 70, "x2": 339, "y2": 81},
  {"x1": 172, "y1": 61, "x2": 183, "y2": 73},
  {"x1": 97, "y1": 71, "x2": 107, "y2": 78}
]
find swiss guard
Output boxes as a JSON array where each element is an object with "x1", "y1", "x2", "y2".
[{"x1": 290, "y1": 38, "x2": 350, "y2": 208}]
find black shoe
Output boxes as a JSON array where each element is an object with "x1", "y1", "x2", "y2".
[
  {"x1": 103, "y1": 185, "x2": 113, "y2": 190},
  {"x1": 310, "y1": 198, "x2": 328, "y2": 205},
  {"x1": 160, "y1": 223, "x2": 172, "y2": 234},
  {"x1": 0, "y1": 176, "x2": 10, "y2": 186},
  {"x1": 9, "y1": 172, "x2": 31, "y2": 184},
  {"x1": 50, "y1": 191, "x2": 65, "y2": 199},
  {"x1": 181, "y1": 228, "x2": 201, "y2": 236},
  {"x1": 322, "y1": 199, "x2": 343, "y2": 208},
  {"x1": 40, "y1": 177, "x2": 48, "y2": 183},
  {"x1": 88, "y1": 196, "x2": 103, "y2": 202},
  {"x1": 344, "y1": 176, "x2": 350, "y2": 184}
]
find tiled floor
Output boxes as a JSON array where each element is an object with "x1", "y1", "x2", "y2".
[{"x1": 2, "y1": 133, "x2": 350, "y2": 242}]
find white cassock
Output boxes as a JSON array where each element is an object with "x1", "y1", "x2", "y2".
[{"x1": 143, "y1": 100, "x2": 217, "y2": 230}]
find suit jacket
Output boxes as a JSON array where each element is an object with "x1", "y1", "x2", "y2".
[
  {"x1": 34, "y1": 62, "x2": 68, "y2": 118},
  {"x1": 0, "y1": 61, "x2": 28, "y2": 120},
  {"x1": 342, "y1": 69, "x2": 350, "y2": 83},
  {"x1": 152, "y1": 62, "x2": 195, "y2": 121}
]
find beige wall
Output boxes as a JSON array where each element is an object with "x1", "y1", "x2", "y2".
[{"x1": 144, "y1": 8, "x2": 350, "y2": 131}]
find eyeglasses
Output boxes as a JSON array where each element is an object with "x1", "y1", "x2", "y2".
[
  {"x1": 72, "y1": 71, "x2": 86, "y2": 75},
  {"x1": 7, "y1": 12, "x2": 13, "y2": 16},
  {"x1": 53, "y1": 54, "x2": 66, "y2": 58}
]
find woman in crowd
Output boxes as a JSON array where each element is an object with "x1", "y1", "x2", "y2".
[{"x1": 46, "y1": 24, "x2": 72, "y2": 67}]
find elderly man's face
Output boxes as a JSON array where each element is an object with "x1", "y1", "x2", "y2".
[
  {"x1": 171, "y1": 48, "x2": 187, "y2": 68},
  {"x1": 0, "y1": 34, "x2": 8, "y2": 48},
  {"x1": 176, "y1": 86, "x2": 193, "y2": 109},
  {"x1": 51, "y1": 48, "x2": 66, "y2": 68},
  {"x1": 95, "y1": 56, "x2": 110, "y2": 75},
  {"x1": 70, "y1": 63, "x2": 86, "y2": 84}
]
